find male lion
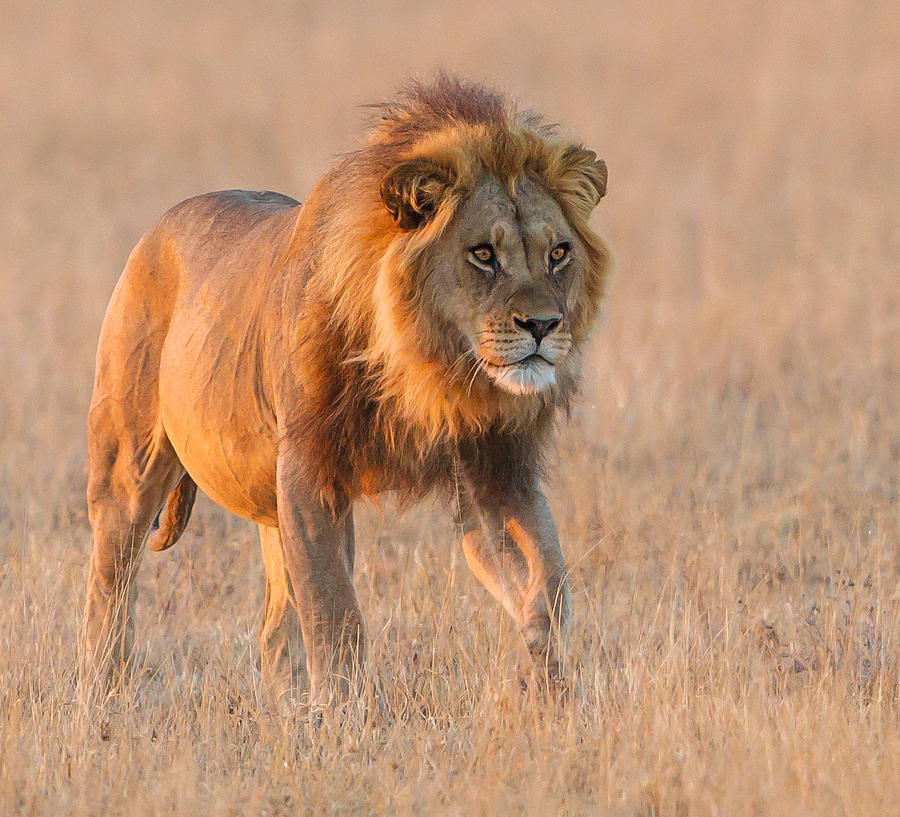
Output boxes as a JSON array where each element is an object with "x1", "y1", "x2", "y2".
[{"x1": 83, "y1": 74, "x2": 610, "y2": 704}]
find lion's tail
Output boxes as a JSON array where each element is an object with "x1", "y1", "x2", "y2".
[{"x1": 147, "y1": 473, "x2": 198, "y2": 552}]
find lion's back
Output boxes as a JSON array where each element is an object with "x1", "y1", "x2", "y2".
[
  {"x1": 160, "y1": 189, "x2": 300, "y2": 229},
  {"x1": 156, "y1": 189, "x2": 300, "y2": 264},
  {"x1": 137, "y1": 189, "x2": 302, "y2": 305}
]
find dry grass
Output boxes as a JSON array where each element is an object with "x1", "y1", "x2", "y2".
[{"x1": 1, "y1": 0, "x2": 898, "y2": 814}]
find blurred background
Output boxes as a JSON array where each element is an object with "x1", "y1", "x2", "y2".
[
  {"x1": 1, "y1": 1, "x2": 898, "y2": 814},
  {"x1": 3, "y1": 0, "x2": 897, "y2": 528}
]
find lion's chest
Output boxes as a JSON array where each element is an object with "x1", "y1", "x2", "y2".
[{"x1": 356, "y1": 431, "x2": 456, "y2": 499}]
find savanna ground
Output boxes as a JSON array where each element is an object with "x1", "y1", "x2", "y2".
[{"x1": 1, "y1": 1, "x2": 898, "y2": 814}]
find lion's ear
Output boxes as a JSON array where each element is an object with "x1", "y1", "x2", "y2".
[
  {"x1": 557, "y1": 146, "x2": 608, "y2": 214},
  {"x1": 381, "y1": 160, "x2": 454, "y2": 230}
]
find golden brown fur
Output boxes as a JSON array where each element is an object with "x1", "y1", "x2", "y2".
[{"x1": 82, "y1": 74, "x2": 610, "y2": 704}]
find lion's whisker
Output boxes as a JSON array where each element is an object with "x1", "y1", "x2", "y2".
[
  {"x1": 449, "y1": 347, "x2": 476, "y2": 372},
  {"x1": 466, "y1": 356, "x2": 486, "y2": 397},
  {"x1": 462, "y1": 354, "x2": 482, "y2": 386}
]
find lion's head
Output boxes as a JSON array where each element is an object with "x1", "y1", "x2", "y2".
[
  {"x1": 303, "y1": 74, "x2": 610, "y2": 447},
  {"x1": 382, "y1": 155, "x2": 606, "y2": 397}
]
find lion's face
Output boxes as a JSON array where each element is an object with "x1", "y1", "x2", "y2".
[
  {"x1": 426, "y1": 173, "x2": 585, "y2": 395},
  {"x1": 379, "y1": 139, "x2": 607, "y2": 415}
]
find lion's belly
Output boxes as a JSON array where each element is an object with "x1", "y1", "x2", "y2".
[
  {"x1": 163, "y1": 409, "x2": 279, "y2": 526},
  {"x1": 158, "y1": 315, "x2": 279, "y2": 527}
]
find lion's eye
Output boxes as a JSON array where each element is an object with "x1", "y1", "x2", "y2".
[
  {"x1": 469, "y1": 244, "x2": 497, "y2": 270},
  {"x1": 549, "y1": 243, "x2": 570, "y2": 266}
]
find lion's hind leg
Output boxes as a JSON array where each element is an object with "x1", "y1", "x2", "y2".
[
  {"x1": 258, "y1": 524, "x2": 309, "y2": 705},
  {"x1": 82, "y1": 411, "x2": 183, "y2": 691}
]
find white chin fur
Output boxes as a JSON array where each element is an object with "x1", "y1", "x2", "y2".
[{"x1": 486, "y1": 356, "x2": 556, "y2": 395}]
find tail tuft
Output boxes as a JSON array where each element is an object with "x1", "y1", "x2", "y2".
[{"x1": 147, "y1": 474, "x2": 197, "y2": 551}]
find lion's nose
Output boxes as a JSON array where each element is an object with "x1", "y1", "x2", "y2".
[{"x1": 513, "y1": 314, "x2": 561, "y2": 345}]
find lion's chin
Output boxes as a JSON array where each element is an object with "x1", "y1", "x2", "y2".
[{"x1": 484, "y1": 355, "x2": 556, "y2": 395}]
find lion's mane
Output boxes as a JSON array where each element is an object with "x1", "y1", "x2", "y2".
[{"x1": 282, "y1": 74, "x2": 610, "y2": 510}]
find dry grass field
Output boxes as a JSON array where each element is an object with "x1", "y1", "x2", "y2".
[{"x1": 1, "y1": 1, "x2": 898, "y2": 814}]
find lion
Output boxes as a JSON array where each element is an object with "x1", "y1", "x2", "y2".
[{"x1": 82, "y1": 74, "x2": 610, "y2": 704}]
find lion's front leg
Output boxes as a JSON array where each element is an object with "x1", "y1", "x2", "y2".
[
  {"x1": 456, "y1": 470, "x2": 572, "y2": 684},
  {"x1": 275, "y1": 447, "x2": 364, "y2": 706},
  {"x1": 258, "y1": 523, "x2": 308, "y2": 706}
]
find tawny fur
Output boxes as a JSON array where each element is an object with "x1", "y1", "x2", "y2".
[{"x1": 82, "y1": 74, "x2": 610, "y2": 702}]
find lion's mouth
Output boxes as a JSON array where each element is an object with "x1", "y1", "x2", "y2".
[
  {"x1": 487, "y1": 353, "x2": 552, "y2": 369},
  {"x1": 480, "y1": 353, "x2": 556, "y2": 395}
]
